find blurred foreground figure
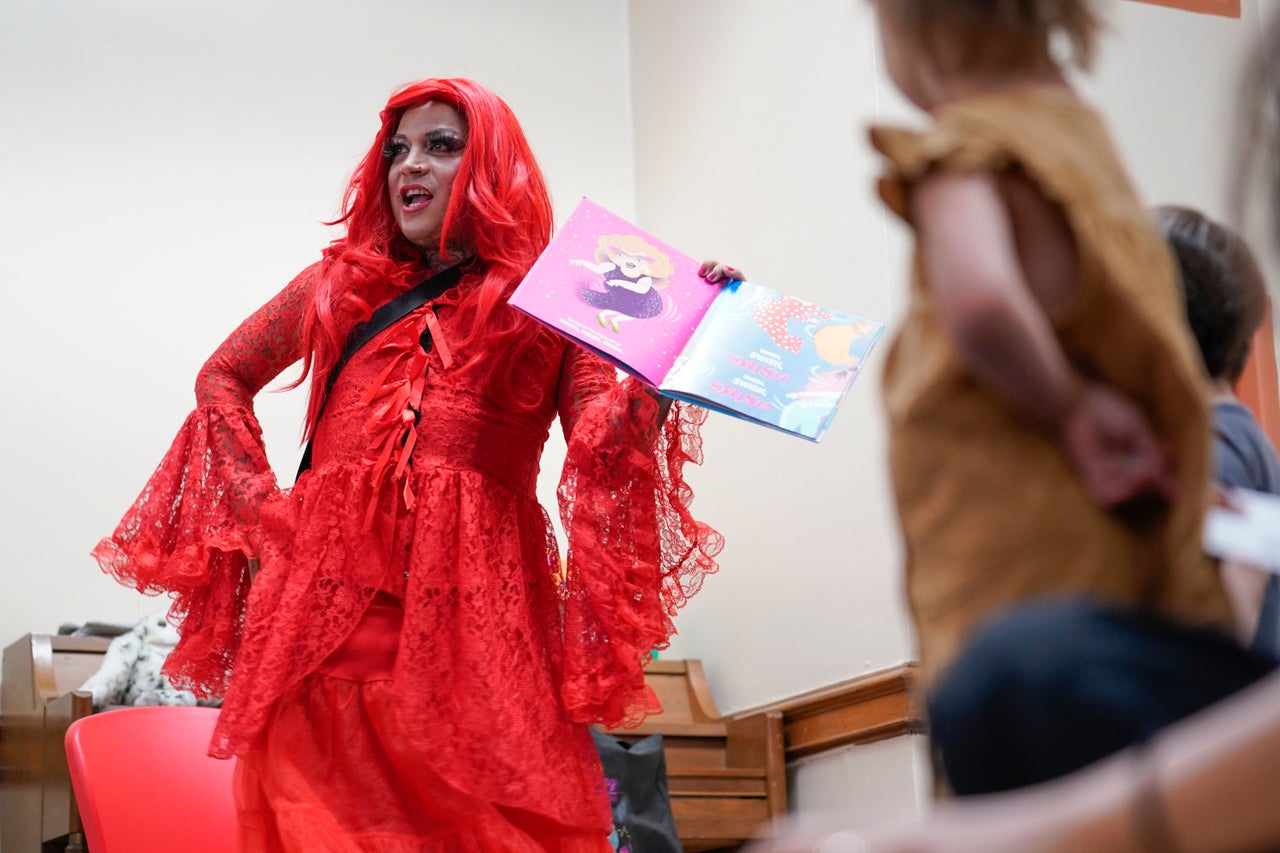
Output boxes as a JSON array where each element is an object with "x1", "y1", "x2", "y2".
[
  {"x1": 867, "y1": 0, "x2": 1233, "y2": 794},
  {"x1": 753, "y1": 9, "x2": 1280, "y2": 853}
]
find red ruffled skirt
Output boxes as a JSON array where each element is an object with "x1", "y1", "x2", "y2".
[{"x1": 233, "y1": 596, "x2": 612, "y2": 853}]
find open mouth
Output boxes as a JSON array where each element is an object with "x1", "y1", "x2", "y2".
[{"x1": 400, "y1": 186, "x2": 433, "y2": 212}]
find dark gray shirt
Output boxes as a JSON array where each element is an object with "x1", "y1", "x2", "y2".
[{"x1": 1213, "y1": 399, "x2": 1280, "y2": 660}]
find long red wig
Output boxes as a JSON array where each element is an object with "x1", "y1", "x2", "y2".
[{"x1": 296, "y1": 78, "x2": 555, "y2": 437}]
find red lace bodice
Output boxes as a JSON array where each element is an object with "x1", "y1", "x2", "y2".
[{"x1": 92, "y1": 262, "x2": 723, "y2": 832}]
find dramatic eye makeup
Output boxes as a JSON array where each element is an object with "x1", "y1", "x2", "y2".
[
  {"x1": 425, "y1": 129, "x2": 465, "y2": 152},
  {"x1": 382, "y1": 137, "x2": 409, "y2": 160},
  {"x1": 382, "y1": 130, "x2": 466, "y2": 161}
]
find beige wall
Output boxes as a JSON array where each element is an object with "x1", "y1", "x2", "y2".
[
  {"x1": 0, "y1": 0, "x2": 636, "y2": 638},
  {"x1": 629, "y1": 0, "x2": 916, "y2": 714},
  {"x1": 789, "y1": 735, "x2": 932, "y2": 823}
]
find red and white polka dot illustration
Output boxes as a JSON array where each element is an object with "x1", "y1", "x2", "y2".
[{"x1": 753, "y1": 296, "x2": 831, "y2": 353}]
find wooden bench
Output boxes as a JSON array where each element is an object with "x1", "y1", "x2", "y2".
[
  {"x1": 602, "y1": 659, "x2": 786, "y2": 852},
  {"x1": 1, "y1": 639, "x2": 783, "y2": 852},
  {"x1": 2, "y1": 633, "x2": 109, "y2": 853}
]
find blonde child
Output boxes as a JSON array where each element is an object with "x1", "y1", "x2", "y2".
[{"x1": 865, "y1": 0, "x2": 1234, "y2": 789}]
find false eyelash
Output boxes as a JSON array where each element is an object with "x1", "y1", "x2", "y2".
[
  {"x1": 424, "y1": 130, "x2": 465, "y2": 152},
  {"x1": 382, "y1": 139, "x2": 408, "y2": 160}
]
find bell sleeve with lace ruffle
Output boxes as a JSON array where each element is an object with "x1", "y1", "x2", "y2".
[
  {"x1": 554, "y1": 344, "x2": 724, "y2": 729},
  {"x1": 91, "y1": 263, "x2": 316, "y2": 699}
]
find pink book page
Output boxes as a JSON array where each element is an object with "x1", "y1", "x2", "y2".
[{"x1": 508, "y1": 198, "x2": 720, "y2": 386}]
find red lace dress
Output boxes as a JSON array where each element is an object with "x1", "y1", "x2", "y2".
[{"x1": 92, "y1": 263, "x2": 723, "y2": 851}]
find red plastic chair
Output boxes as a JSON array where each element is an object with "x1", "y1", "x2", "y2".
[{"x1": 65, "y1": 706, "x2": 237, "y2": 852}]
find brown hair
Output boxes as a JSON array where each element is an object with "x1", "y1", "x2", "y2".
[
  {"x1": 878, "y1": 0, "x2": 1100, "y2": 72},
  {"x1": 1156, "y1": 205, "x2": 1267, "y2": 383}
]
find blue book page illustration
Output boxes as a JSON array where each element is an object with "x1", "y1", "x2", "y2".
[{"x1": 659, "y1": 281, "x2": 885, "y2": 442}]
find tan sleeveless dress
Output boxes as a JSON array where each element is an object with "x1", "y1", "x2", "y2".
[{"x1": 870, "y1": 90, "x2": 1231, "y2": 684}]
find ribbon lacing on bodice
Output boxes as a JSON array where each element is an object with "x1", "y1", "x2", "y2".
[{"x1": 358, "y1": 306, "x2": 453, "y2": 527}]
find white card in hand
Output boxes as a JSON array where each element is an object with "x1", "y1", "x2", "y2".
[{"x1": 1203, "y1": 487, "x2": 1280, "y2": 573}]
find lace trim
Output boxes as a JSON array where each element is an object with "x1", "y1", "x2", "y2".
[
  {"x1": 91, "y1": 404, "x2": 279, "y2": 698},
  {"x1": 558, "y1": 381, "x2": 724, "y2": 728}
]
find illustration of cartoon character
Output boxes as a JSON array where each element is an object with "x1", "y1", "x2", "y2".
[
  {"x1": 753, "y1": 295, "x2": 832, "y2": 353},
  {"x1": 777, "y1": 318, "x2": 880, "y2": 435},
  {"x1": 811, "y1": 317, "x2": 881, "y2": 368},
  {"x1": 778, "y1": 367, "x2": 853, "y2": 436},
  {"x1": 573, "y1": 234, "x2": 674, "y2": 333}
]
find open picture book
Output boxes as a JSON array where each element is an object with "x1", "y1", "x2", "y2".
[{"x1": 508, "y1": 197, "x2": 886, "y2": 442}]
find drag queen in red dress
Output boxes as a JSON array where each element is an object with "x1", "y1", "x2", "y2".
[{"x1": 92, "y1": 78, "x2": 728, "y2": 852}]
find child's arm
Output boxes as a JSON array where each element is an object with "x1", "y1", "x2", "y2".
[{"x1": 913, "y1": 171, "x2": 1175, "y2": 507}]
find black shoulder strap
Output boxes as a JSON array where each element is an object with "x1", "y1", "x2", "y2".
[{"x1": 296, "y1": 263, "x2": 466, "y2": 479}]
